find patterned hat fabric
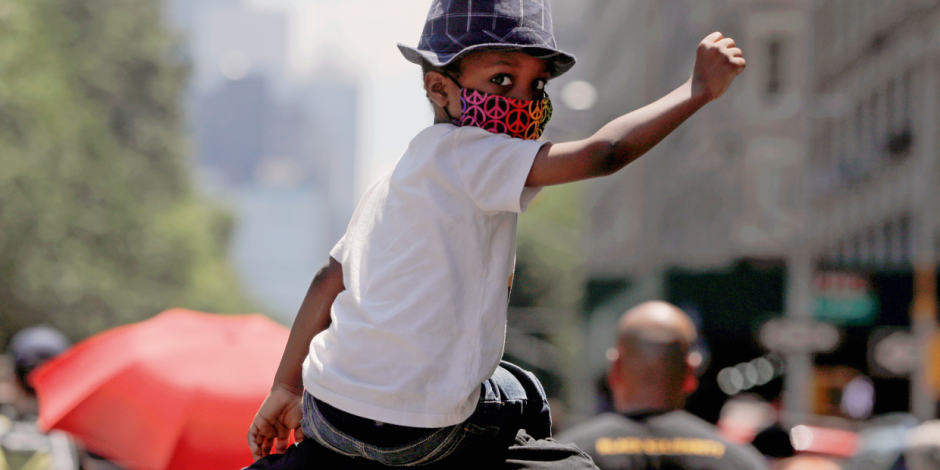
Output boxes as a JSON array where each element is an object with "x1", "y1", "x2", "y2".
[{"x1": 398, "y1": 0, "x2": 576, "y2": 78}]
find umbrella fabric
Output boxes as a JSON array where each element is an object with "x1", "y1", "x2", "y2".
[{"x1": 31, "y1": 309, "x2": 289, "y2": 470}]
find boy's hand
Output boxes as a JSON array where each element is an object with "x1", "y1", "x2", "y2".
[
  {"x1": 248, "y1": 384, "x2": 305, "y2": 460},
  {"x1": 691, "y1": 32, "x2": 746, "y2": 102}
]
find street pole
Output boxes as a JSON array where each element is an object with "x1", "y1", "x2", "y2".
[
  {"x1": 912, "y1": 269, "x2": 938, "y2": 420},
  {"x1": 910, "y1": 55, "x2": 939, "y2": 421},
  {"x1": 783, "y1": 248, "x2": 814, "y2": 426}
]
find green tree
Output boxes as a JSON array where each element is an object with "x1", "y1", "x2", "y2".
[
  {"x1": 512, "y1": 183, "x2": 585, "y2": 311},
  {"x1": 509, "y1": 182, "x2": 586, "y2": 404},
  {"x1": 0, "y1": 0, "x2": 253, "y2": 344}
]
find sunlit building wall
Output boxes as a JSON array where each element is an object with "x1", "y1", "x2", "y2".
[
  {"x1": 576, "y1": 0, "x2": 812, "y2": 276},
  {"x1": 808, "y1": 0, "x2": 934, "y2": 275},
  {"x1": 804, "y1": 0, "x2": 940, "y2": 420},
  {"x1": 565, "y1": 0, "x2": 814, "y2": 419}
]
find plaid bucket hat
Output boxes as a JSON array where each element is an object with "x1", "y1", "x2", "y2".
[{"x1": 398, "y1": 0, "x2": 576, "y2": 79}]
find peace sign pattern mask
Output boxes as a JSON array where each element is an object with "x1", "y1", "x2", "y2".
[{"x1": 451, "y1": 88, "x2": 553, "y2": 141}]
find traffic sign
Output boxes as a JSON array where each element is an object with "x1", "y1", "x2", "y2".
[
  {"x1": 759, "y1": 318, "x2": 840, "y2": 354},
  {"x1": 868, "y1": 328, "x2": 917, "y2": 378},
  {"x1": 813, "y1": 271, "x2": 878, "y2": 325}
]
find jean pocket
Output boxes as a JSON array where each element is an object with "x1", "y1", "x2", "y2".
[{"x1": 465, "y1": 422, "x2": 501, "y2": 437}]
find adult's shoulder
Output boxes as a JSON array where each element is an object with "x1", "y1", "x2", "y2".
[
  {"x1": 648, "y1": 410, "x2": 720, "y2": 437},
  {"x1": 555, "y1": 413, "x2": 646, "y2": 447},
  {"x1": 651, "y1": 411, "x2": 769, "y2": 470}
]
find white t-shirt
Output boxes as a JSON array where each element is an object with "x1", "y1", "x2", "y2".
[{"x1": 302, "y1": 124, "x2": 545, "y2": 428}]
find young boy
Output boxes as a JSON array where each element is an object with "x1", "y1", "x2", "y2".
[{"x1": 248, "y1": 0, "x2": 745, "y2": 466}]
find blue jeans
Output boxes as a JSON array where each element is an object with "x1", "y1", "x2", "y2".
[{"x1": 301, "y1": 361, "x2": 552, "y2": 466}]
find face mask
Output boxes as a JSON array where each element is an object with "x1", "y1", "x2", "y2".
[{"x1": 443, "y1": 75, "x2": 553, "y2": 140}]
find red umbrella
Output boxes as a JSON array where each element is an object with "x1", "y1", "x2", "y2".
[{"x1": 31, "y1": 309, "x2": 289, "y2": 470}]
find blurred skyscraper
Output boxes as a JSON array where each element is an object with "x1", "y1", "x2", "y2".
[{"x1": 164, "y1": 0, "x2": 358, "y2": 320}]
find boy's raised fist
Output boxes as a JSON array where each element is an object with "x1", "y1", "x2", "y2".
[{"x1": 691, "y1": 32, "x2": 746, "y2": 102}]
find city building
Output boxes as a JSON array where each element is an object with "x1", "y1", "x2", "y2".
[
  {"x1": 802, "y1": 0, "x2": 940, "y2": 420},
  {"x1": 564, "y1": 0, "x2": 940, "y2": 426},
  {"x1": 561, "y1": 0, "x2": 815, "y2": 422},
  {"x1": 163, "y1": 0, "x2": 360, "y2": 321}
]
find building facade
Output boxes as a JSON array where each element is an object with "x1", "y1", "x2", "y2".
[
  {"x1": 565, "y1": 0, "x2": 940, "y2": 424},
  {"x1": 803, "y1": 0, "x2": 940, "y2": 420},
  {"x1": 560, "y1": 0, "x2": 815, "y2": 421},
  {"x1": 163, "y1": 0, "x2": 360, "y2": 320}
]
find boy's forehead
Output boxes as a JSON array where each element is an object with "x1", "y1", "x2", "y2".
[{"x1": 461, "y1": 50, "x2": 550, "y2": 74}]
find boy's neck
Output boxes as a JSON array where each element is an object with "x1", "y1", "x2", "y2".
[{"x1": 433, "y1": 106, "x2": 452, "y2": 125}]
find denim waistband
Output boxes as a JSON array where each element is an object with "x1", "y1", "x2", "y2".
[
  {"x1": 301, "y1": 360, "x2": 552, "y2": 466},
  {"x1": 313, "y1": 397, "x2": 435, "y2": 447}
]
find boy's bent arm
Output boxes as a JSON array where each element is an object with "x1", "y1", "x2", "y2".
[
  {"x1": 526, "y1": 81, "x2": 708, "y2": 186},
  {"x1": 248, "y1": 256, "x2": 344, "y2": 459},
  {"x1": 272, "y1": 255, "x2": 344, "y2": 393},
  {"x1": 526, "y1": 32, "x2": 745, "y2": 188}
]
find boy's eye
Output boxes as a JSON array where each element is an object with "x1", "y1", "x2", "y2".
[{"x1": 491, "y1": 75, "x2": 513, "y2": 86}]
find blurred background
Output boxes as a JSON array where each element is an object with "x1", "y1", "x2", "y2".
[{"x1": 1, "y1": 0, "x2": 939, "y2": 468}]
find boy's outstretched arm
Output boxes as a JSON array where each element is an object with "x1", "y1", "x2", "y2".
[
  {"x1": 248, "y1": 256, "x2": 344, "y2": 460},
  {"x1": 526, "y1": 32, "x2": 745, "y2": 188}
]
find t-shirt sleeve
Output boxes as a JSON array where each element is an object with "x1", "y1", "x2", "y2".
[
  {"x1": 329, "y1": 234, "x2": 346, "y2": 261},
  {"x1": 450, "y1": 127, "x2": 547, "y2": 213}
]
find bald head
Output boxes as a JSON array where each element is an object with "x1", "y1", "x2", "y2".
[
  {"x1": 617, "y1": 301, "x2": 697, "y2": 355},
  {"x1": 609, "y1": 301, "x2": 699, "y2": 412}
]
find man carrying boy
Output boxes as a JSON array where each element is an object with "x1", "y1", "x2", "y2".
[{"x1": 248, "y1": 0, "x2": 745, "y2": 467}]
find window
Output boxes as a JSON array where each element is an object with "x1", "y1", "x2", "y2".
[
  {"x1": 837, "y1": 117, "x2": 849, "y2": 180},
  {"x1": 902, "y1": 68, "x2": 913, "y2": 127},
  {"x1": 820, "y1": 120, "x2": 833, "y2": 160},
  {"x1": 867, "y1": 226, "x2": 879, "y2": 265},
  {"x1": 887, "y1": 79, "x2": 896, "y2": 132},
  {"x1": 882, "y1": 222, "x2": 895, "y2": 266},
  {"x1": 766, "y1": 38, "x2": 785, "y2": 99},
  {"x1": 819, "y1": 0, "x2": 835, "y2": 57},
  {"x1": 815, "y1": 121, "x2": 835, "y2": 192},
  {"x1": 834, "y1": 0, "x2": 844, "y2": 52},
  {"x1": 870, "y1": 91, "x2": 883, "y2": 161},
  {"x1": 850, "y1": 234, "x2": 862, "y2": 266},
  {"x1": 852, "y1": 102, "x2": 865, "y2": 179},
  {"x1": 889, "y1": 70, "x2": 914, "y2": 156},
  {"x1": 853, "y1": 102, "x2": 864, "y2": 157},
  {"x1": 898, "y1": 214, "x2": 911, "y2": 266}
]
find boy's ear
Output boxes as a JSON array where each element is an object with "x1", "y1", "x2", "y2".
[{"x1": 424, "y1": 71, "x2": 449, "y2": 109}]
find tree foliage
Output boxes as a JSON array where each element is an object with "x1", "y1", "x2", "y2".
[
  {"x1": 512, "y1": 183, "x2": 585, "y2": 311},
  {"x1": 0, "y1": 0, "x2": 253, "y2": 345}
]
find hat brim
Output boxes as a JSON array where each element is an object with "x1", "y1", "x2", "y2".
[{"x1": 398, "y1": 43, "x2": 576, "y2": 79}]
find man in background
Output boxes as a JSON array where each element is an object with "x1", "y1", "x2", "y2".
[
  {"x1": 1, "y1": 325, "x2": 80, "y2": 469},
  {"x1": 556, "y1": 301, "x2": 768, "y2": 470},
  {"x1": 3, "y1": 325, "x2": 72, "y2": 420},
  {"x1": 904, "y1": 420, "x2": 940, "y2": 470}
]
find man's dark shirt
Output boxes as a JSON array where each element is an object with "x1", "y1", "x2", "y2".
[{"x1": 556, "y1": 410, "x2": 768, "y2": 470}]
